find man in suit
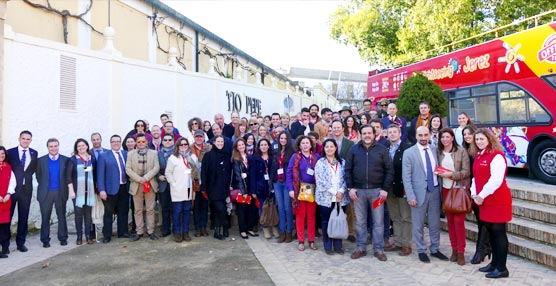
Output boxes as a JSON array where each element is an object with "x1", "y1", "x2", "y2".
[
  {"x1": 97, "y1": 135, "x2": 130, "y2": 243},
  {"x1": 36, "y1": 138, "x2": 70, "y2": 248},
  {"x1": 384, "y1": 125, "x2": 413, "y2": 256},
  {"x1": 126, "y1": 133, "x2": 160, "y2": 241},
  {"x1": 91, "y1": 132, "x2": 109, "y2": 161},
  {"x1": 370, "y1": 119, "x2": 389, "y2": 147},
  {"x1": 408, "y1": 102, "x2": 432, "y2": 144},
  {"x1": 148, "y1": 125, "x2": 163, "y2": 152},
  {"x1": 330, "y1": 119, "x2": 356, "y2": 242},
  {"x1": 7, "y1": 130, "x2": 38, "y2": 252},
  {"x1": 289, "y1": 107, "x2": 314, "y2": 140},
  {"x1": 402, "y1": 126, "x2": 449, "y2": 263},
  {"x1": 381, "y1": 103, "x2": 408, "y2": 142}
]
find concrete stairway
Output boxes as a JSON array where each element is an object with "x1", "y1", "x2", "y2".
[{"x1": 440, "y1": 178, "x2": 556, "y2": 269}]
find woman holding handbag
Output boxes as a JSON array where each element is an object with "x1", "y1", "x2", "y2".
[
  {"x1": 471, "y1": 128, "x2": 512, "y2": 279},
  {"x1": 437, "y1": 128, "x2": 470, "y2": 265},
  {"x1": 270, "y1": 131, "x2": 295, "y2": 243},
  {"x1": 231, "y1": 138, "x2": 258, "y2": 239},
  {"x1": 249, "y1": 139, "x2": 276, "y2": 239},
  {"x1": 315, "y1": 139, "x2": 350, "y2": 255},
  {"x1": 165, "y1": 137, "x2": 198, "y2": 243},
  {"x1": 287, "y1": 136, "x2": 320, "y2": 251}
]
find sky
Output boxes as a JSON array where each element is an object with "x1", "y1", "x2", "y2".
[{"x1": 161, "y1": 0, "x2": 371, "y2": 74}]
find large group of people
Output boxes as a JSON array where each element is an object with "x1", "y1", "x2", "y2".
[{"x1": 0, "y1": 100, "x2": 512, "y2": 279}]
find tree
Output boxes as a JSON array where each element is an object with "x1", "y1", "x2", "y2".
[
  {"x1": 330, "y1": 0, "x2": 554, "y2": 66},
  {"x1": 397, "y1": 73, "x2": 447, "y2": 120}
]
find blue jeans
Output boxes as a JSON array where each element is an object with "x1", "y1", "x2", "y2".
[
  {"x1": 319, "y1": 204, "x2": 344, "y2": 251},
  {"x1": 172, "y1": 201, "x2": 192, "y2": 234},
  {"x1": 354, "y1": 188, "x2": 384, "y2": 252},
  {"x1": 274, "y1": 182, "x2": 293, "y2": 232},
  {"x1": 368, "y1": 202, "x2": 391, "y2": 240}
]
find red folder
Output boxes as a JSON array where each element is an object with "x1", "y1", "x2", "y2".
[
  {"x1": 372, "y1": 197, "x2": 385, "y2": 209},
  {"x1": 434, "y1": 166, "x2": 452, "y2": 175}
]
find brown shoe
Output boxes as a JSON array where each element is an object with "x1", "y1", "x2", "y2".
[
  {"x1": 450, "y1": 250, "x2": 458, "y2": 262},
  {"x1": 285, "y1": 232, "x2": 293, "y2": 243},
  {"x1": 183, "y1": 233, "x2": 191, "y2": 242},
  {"x1": 175, "y1": 233, "x2": 183, "y2": 243},
  {"x1": 374, "y1": 251, "x2": 388, "y2": 261},
  {"x1": 76, "y1": 239, "x2": 83, "y2": 245},
  {"x1": 384, "y1": 244, "x2": 402, "y2": 252},
  {"x1": 350, "y1": 250, "x2": 367, "y2": 259},
  {"x1": 194, "y1": 229, "x2": 201, "y2": 237},
  {"x1": 399, "y1": 247, "x2": 412, "y2": 256},
  {"x1": 278, "y1": 232, "x2": 286, "y2": 243},
  {"x1": 87, "y1": 239, "x2": 94, "y2": 245},
  {"x1": 457, "y1": 253, "x2": 465, "y2": 266}
]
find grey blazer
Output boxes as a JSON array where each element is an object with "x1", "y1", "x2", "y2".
[{"x1": 402, "y1": 144, "x2": 438, "y2": 207}]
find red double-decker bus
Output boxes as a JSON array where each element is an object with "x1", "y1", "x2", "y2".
[{"x1": 367, "y1": 20, "x2": 556, "y2": 184}]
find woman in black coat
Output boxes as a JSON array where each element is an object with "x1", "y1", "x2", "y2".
[
  {"x1": 201, "y1": 135, "x2": 232, "y2": 240},
  {"x1": 249, "y1": 139, "x2": 275, "y2": 239}
]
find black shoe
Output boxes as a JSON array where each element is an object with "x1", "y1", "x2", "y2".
[
  {"x1": 240, "y1": 232, "x2": 249, "y2": 239},
  {"x1": 2, "y1": 247, "x2": 9, "y2": 255},
  {"x1": 334, "y1": 248, "x2": 345, "y2": 255},
  {"x1": 213, "y1": 227, "x2": 225, "y2": 240},
  {"x1": 418, "y1": 253, "x2": 430, "y2": 263},
  {"x1": 161, "y1": 231, "x2": 171, "y2": 238},
  {"x1": 0, "y1": 253, "x2": 7, "y2": 259},
  {"x1": 60, "y1": 241, "x2": 68, "y2": 246},
  {"x1": 223, "y1": 228, "x2": 229, "y2": 238},
  {"x1": 43, "y1": 242, "x2": 51, "y2": 248},
  {"x1": 17, "y1": 245, "x2": 28, "y2": 252},
  {"x1": 479, "y1": 263, "x2": 496, "y2": 273},
  {"x1": 247, "y1": 231, "x2": 259, "y2": 237},
  {"x1": 102, "y1": 238, "x2": 111, "y2": 244},
  {"x1": 485, "y1": 269, "x2": 509, "y2": 279},
  {"x1": 347, "y1": 235, "x2": 356, "y2": 243},
  {"x1": 430, "y1": 251, "x2": 449, "y2": 261},
  {"x1": 325, "y1": 249, "x2": 334, "y2": 255},
  {"x1": 130, "y1": 234, "x2": 143, "y2": 242},
  {"x1": 148, "y1": 233, "x2": 159, "y2": 240},
  {"x1": 118, "y1": 233, "x2": 130, "y2": 238}
]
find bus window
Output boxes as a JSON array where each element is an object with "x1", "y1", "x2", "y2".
[
  {"x1": 528, "y1": 97, "x2": 551, "y2": 123},
  {"x1": 499, "y1": 84, "x2": 527, "y2": 123},
  {"x1": 472, "y1": 84, "x2": 496, "y2": 96},
  {"x1": 449, "y1": 96, "x2": 475, "y2": 125},
  {"x1": 542, "y1": 74, "x2": 556, "y2": 89},
  {"x1": 474, "y1": 95, "x2": 498, "y2": 124}
]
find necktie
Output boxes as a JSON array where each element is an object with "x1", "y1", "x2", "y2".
[
  {"x1": 424, "y1": 148, "x2": 434, "y2": 192},
  {"x1": 21, "y1": 150, "x2": 27, "y2": 170},
  {"x1": 95, "y1": 150, "x2": 100, "y2": 160},
  {"x1": 116, "y1": 151, "x2": 126, "y2": 183}
]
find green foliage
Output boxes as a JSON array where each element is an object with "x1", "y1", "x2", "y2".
[
  {"x1": 330, "y1": 0, "x2": 555, "y2": 66},
  {"x1": 397, "y1": 73, "x2": 447, "y2": 120}
]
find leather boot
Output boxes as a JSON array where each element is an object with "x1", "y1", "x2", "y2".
[
  {"x1": 285, "y1": 232, "x2": 293, "y2": 243},
  {"x1": 450, "y1": 250, "x2": 457, "y2": 262},
  {"x1": 214, "y1": 227, "x2": 224, "y2": 240},
  {"x1": 278, "y1": 232, "x2": 286, "y2": 243},
  {"x1": 183, "y1": 232, "x2": 191, "y2": 242},
  {"x1": 457, "y1": 253, "x2": 465, "y2": 266},
  {"x1": 175, "y1": 233, "x2": 183, "y2": 243},
  {"x1": 263, "y1": 228, "x2": 272, "y2": 239},
  {"x1": 272, "y1": 226, "x2": 280, "y2": 238},
  {"x1": 223, "y1": 226, "x2": 229, "y2": 238}
]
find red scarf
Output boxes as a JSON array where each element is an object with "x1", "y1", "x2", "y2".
[
  {"x1": 292, "y1": 151, "x2": 316, "y2": 210},
  {"x1": 0, "y1": 162, "x2": 13, "y2": 223}
]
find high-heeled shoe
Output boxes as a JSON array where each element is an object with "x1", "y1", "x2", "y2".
[{"x1": 470, "y1": 251, "x2": 491, "y2": 264}]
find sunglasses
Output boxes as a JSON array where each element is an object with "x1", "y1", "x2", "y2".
[
  {"x1": 179, "y1": 143, "x2": 189, "y2": 146},
  {"x1": 136, "y1": 140, "x2": 147, "y2": 144},
  {"x1": 136, "y1": 124, "x2": 144, "y2": 127},
  {"x1": 380, "y1": 104, "x2": 388, "y2": 107},
  {"x1": 192, "y1": 122, "x2": 198, "y2": 125},
  {"x1": 250, "y1": 123, "x2": 258, "y2": 126},
  {"x1": 163, "y1": 139, "x2": 173, "y2": 142}
]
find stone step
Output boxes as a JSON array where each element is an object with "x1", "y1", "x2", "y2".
[
  {"x1": 441, "y1": 219, "x2": 556, "y2": 269},
  {"x1": 512, "y1": 198, "x2": 556, "y2": 224},
  {"x1": 508, "y1": 178, "x2": 556, "y2": 205}
]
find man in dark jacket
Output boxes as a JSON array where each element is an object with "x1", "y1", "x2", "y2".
[
  {"x1": 345, "y1": 125, "x2": 394, "y2": 262},
  {"x1": 384, "y1": 125, "x2": 413, "y2": 256},
  {"x1": 289, "y1": 107, "x2": 314, "y2": 140}
]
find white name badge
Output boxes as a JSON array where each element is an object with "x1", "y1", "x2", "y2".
[
  {"x1": 273, "y1": 145, "x2": 278, "y2": 149},
  {"x1": 184, "y1": 168, "x2": 191, "y2": 174},
  {"x1": 241, "y1": 173, "x2": 247, "y2": 179},
  {"x1": 264, "y1": 174, "x2": 270, "y2": 181},
  {"x1": 277, "y1": 168, "x2": 284, "y2": 175},
  {"x1": 84, "y1": 167, "x2": 91, "y2": 172},
  {"x1": 307, "y1": 168, "x2": 314, "y2": 176}
]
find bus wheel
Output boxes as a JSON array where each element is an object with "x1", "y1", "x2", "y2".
[{"x1": 530, "y1": 140, "x2": 556, "y2": 185}]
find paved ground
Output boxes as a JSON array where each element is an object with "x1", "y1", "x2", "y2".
[{"x1": 1, "y1": 218, "x2": 555, "y2": 285}]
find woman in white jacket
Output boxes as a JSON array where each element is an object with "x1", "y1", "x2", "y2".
[{"x1": 165, "y1": 137, "x2": 199, "y2": 243}]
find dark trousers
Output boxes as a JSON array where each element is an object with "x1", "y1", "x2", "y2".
[
  {"x1": 319, "y1": 204, "x2": 345, "y2": 251},
  {"x1": 0, "y1": 223, "x2": 10, "y2": 250},
  {"x1": 194, "y1": 194, "x2": 209, "y2": 229},
  {"x1": 159, "y1": 187, "x2": 173, "y2": 234},
  {"x1": 10, "y1": 186, "x2": 32, "y2": 247},
  {"x1": 172, "y1": 200, "x2": 192, "y2": 234},
  {"x1": 73, "y1": 201, "x2": 92, "y2": 240},
  {"x1": 39, "y1": 191, "x2": 68, "y2": 244},
  {"x1": 210, "y1": 200, "x2": 227, "y2": 228},
  {"x1": 472, "y1": 205, "x2": 491, "y2": 254},
  {"x1": 485, "y1": 222, "x2": 509, "y2": 272},
  {"x1": 102, "y1": 184, "x2": 130, "y2": 239},
  {"x1": 236, "y1": 200, "x2": 258, "y2": 233}
]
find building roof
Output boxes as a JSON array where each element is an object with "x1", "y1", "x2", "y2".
[{"x1": 287, "y1": 67, "x2": 367, "y2": 82}]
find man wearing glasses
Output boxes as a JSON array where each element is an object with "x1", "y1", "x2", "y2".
[
  {"x1": 97, "y1": 135, "x2": 131, "y2": 243},
  {"x1": 156, "y1": 134, "x2": 175, "y2": 237},
  {"x1": 126, "y1": 134, "x2": 160, "y2": 241}
]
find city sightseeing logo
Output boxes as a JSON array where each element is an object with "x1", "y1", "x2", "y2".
[
  {"x1": 498, "y1": 42, "x2": 525, "y2": 74},
  {"x1": 538, "y1": 33, "x2": 556, "y2": 63}
]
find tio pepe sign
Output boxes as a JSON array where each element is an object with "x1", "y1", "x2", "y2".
[{"x1": 226, "y1": 90, "x2": 261, "y2": 115}]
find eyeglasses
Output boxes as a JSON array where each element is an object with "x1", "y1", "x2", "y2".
[
  {"x1": 136, "y1": 140, "x2": 147, "y2": 144},
  {"x1": 380, "y1": 104, "x2": 388, "y2": 107},
  {"x1": 110, "y1": 140, "x2": 121, "y2": 143},
  {"x1": 179, "y1": 143, "x2": 189, "y2": 146},
  {"x1": 136, "y1": 124, "x2": 144, "y2": 127},
  {"x1": 192, "y1": 122, "x2": 198, "y2": 125},
  {"x1": 163, "y1": 139, "x2": 173, "y2": 142},
  {"x1": 250, "y1": 123, "x2": 258, "y2": 126}
]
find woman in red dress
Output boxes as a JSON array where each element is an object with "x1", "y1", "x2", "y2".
[
  {"x1": 470, "y1": 128, "x2": 512, "y2": 279},
  {"x1": 0, "y1": 146, "x2": 16, "y2": 258}
]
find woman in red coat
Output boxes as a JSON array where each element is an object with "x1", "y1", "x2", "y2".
[
  {"x1": 0, "y1": 146, "x2": 16, "y2": 258},
  {"x1": 470, "y1": 128, "x2": 512, "y2": 279}
]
